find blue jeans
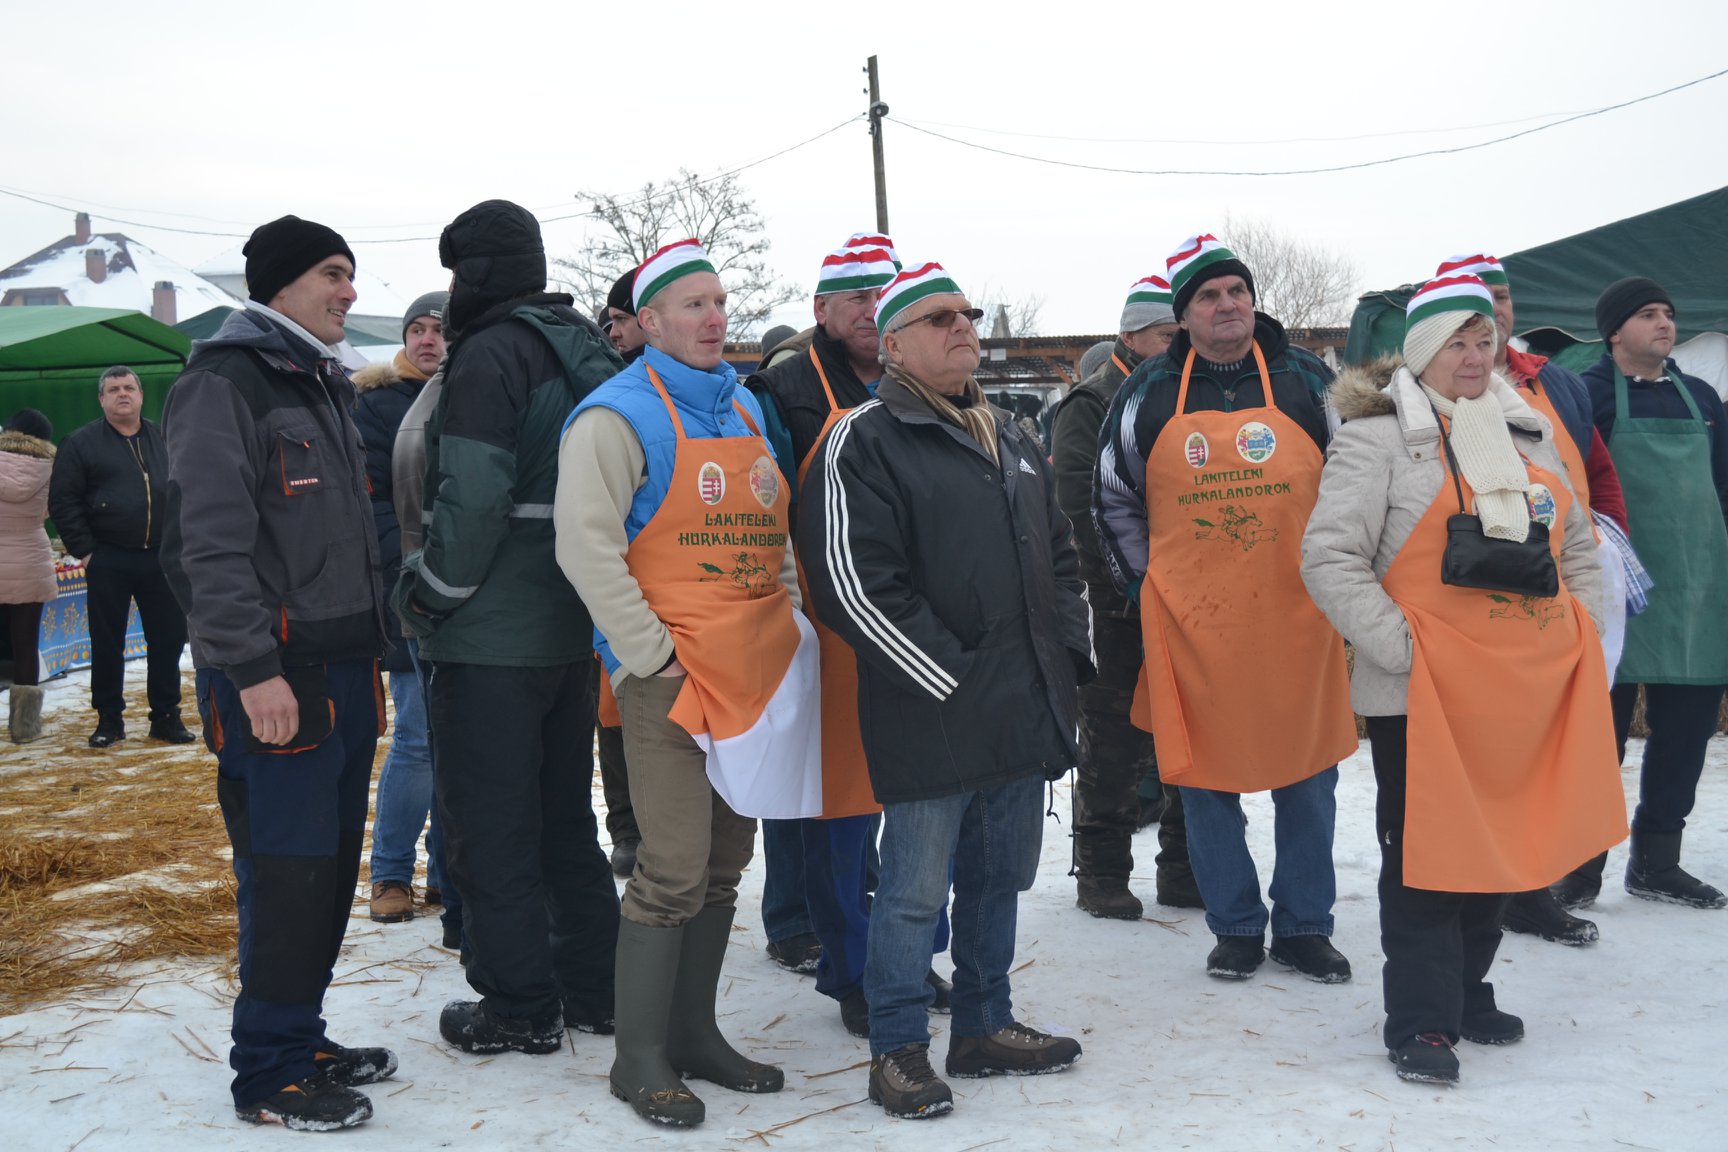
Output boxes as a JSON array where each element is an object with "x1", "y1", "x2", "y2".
[
  {"x1": 760, "y1": 817, "x2": 815, "y2": 943},
  {"x1": 369, "y1": 642, "x2": 440, "y2": 889},
  {"x1": 865, "y1": 775, "x2": 1044, "y2": 1057},
  {"x1": 1180, "y1": 766, "x2": 1338, "y2": 939}
]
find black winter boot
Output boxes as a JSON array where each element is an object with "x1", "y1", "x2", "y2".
[
  {"x1": 1388, "y1": 1032, "x2": 1459, "y2": 1084},
  {"x1": 1503, "y1": 887, "x2": 1598, "y2": 945},
  {"x1": 1076, "y1": 878, "x2": 1144, "y2": 920},
  {"x1": 1552, "y1": 852, "x2": 1607, "y2": 910},
  {"x1": 1206, "y1": 934, "x2": 1265, "y2": 980},
  {"x1": 439, "y1": 1000, "x2": 562, "y2": 1055},
  {"x1": 666, "y1": 906, "x2": 783, "y2": 1094},
  {"x1": 88, "y1": 712, "x2": 124, "y2": 748},
  {"x1": 610, "y1": 918, "x2": 704, "y2": 1126},
  {"x1": 1625, "y1": 831, "x2": 1727, "y2": 909}
]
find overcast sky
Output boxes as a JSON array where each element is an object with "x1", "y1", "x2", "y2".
[{"x1": 3, "y1": 0, "x2": 1725, "y2": 337}]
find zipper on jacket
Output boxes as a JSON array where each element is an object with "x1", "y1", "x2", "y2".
[{"x1": 127, "y1": 436, "x2": 152, "y2": 546}]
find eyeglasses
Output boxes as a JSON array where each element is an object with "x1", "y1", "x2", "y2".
[{"x1": 899, "y1": 307, "x2": 984, "y2": 332}]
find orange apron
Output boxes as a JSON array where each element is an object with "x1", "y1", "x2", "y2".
[
  {"x1": 624, "y1": 365, "x2": 822, "y2": 818},
  {"x1": 1383, "y1": 428, "x2": 1626, "y2": 892},
  {"x1": 792, "y1": 348, "x2": 881, "y2": 818},
  {"x1": 1131, "y1": 344, "x2": 1357, "y2": 791},
  {"x1": 1517, "y1": 377, "x2": 1592, "y2": 514}
]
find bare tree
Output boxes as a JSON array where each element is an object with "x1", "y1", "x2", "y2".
[
  {"x1": 968, "y1": 280, "x2": 1046, "y2": 337},
  {"x1": 551, "y1": 169, "x2": 801, "y2": 338},
  {"x1": 1220, "y1": 214, "x2": 1359, "y2": 329}
]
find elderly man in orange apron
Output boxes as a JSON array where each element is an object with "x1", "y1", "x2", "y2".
[
  {"x1": 1096, "y1": 234, "x2": 1358, "y2": 984},
  {"x1": 555, "y1": 238, "x2": 821, "y2": 1128},
  {"x1": 746, "y1": 234, "x2": 955, "y2": 1039}
]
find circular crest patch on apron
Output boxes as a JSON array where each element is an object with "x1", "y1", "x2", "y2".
[
  {"x1": 697, "y1": 461, "x2": 727, "y2": 506},
  {"x1": 749, "y1": 456, "x2": 780, "y2": 509},
  {"x1": 1527, "y1": 483, "x2": 1557, "y2": 527},
  {"x1": 1184, "y1": 432, "x2": 1210, "y2": 469},
  {"x1": 1235, "y1": 421, "x2": 1277, "y2": 463}
]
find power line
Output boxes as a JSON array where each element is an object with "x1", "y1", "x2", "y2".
[
  {"x1": 895, "y1": 107, "x2": 1599, "y2": 147},
  {"x1": 888, "y1": 67, "x2": 1728, "y2": 177},
  {"x1": 0, "y1": 116, "x2": 861, "y2": 245}
]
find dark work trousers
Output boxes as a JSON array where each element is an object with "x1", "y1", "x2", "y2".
[
  {"x1": 429, "y1": 659, "x2": 619, "y2": 1025},
  {"x1": 1072, "y1": 604, "x2": 1158, "y2": 881},
  {"x1": 761, "y1": 817, "x2": 816, "y2": 943},
  {"x1": 801, "y1": 813, "x2": 951, "y2": 1001},
  {"x1": 198, "y1": 658, "x2": 377, "y2": 1107},
  {"x1": 597, "y1": 724, "x2": 637, "y2": 845},
  {"x1": 409, "y1": 643, "x2": 462, "y2": 947},
  {"x1": 2, "y1": 602, "x2": 45, "y2": 685},
  {"x1": 85, "y1": 545, "x2": 187, "y2": 720},
  {"x1": 1615, "y1": 682, "x2": 1726, "y2": 835},
  {"x1": 1365, "y1": 715, "x2": 1509, "y2": 1050}
]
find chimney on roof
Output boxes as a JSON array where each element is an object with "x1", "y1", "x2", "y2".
[
  {"x1": 74, "y1": 212, "x2": 91, "y2": 245},
  {"x1": 152, "y1": 281, "x2": 177, "y2": 326},
  {"x1": 85, "y1": 249, "x2": 107, "y2": 284}
]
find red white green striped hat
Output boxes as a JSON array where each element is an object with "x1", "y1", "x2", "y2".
[
  {"x1": 633, "y1": 238, "x2": 717, "y2": 311},
  {"x1": 874, "y1": 262, "x2": 963, "y2": 332},
  {"x1": 1167, "y1": 234, "x2": 1235, "y2": 296},
  {"x1": 1121, "y1": 274, "x2": 1175, "y2": 331},
  {"x1": 1125, "y1": 274, "x2": 1172, "y2": 307},
  {"x1": 816, "y1": 234, "x2": 902, "y2": 295},
  {"x1": 1434, "y1": 253, "x2": 1508, "y2": 286},
  {"x1": 1406, "y1": 272, "x2": 1495, "y2": 327}
]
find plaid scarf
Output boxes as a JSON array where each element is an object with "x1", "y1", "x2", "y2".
[{"x1": 885, "y1": 364, "x2": 999, "y2": 467}]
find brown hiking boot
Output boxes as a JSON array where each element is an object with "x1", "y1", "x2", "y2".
[
  {"x1": 868, "y1": 1044, "x2": 953, "y2": 1119},
  {"x1": 946, "y1": 1022, "x2": 1082, "y2": 1078},
  {"x1": 1076, "y1": 878, "x2": 1144, "y2": 920},
  {"x1": 369, "y1": 881, "x2": 415, "y2": 923}
]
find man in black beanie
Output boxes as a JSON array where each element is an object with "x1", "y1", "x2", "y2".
[
  {"x1": 393, "y1": 200, "x2": 627, "y2": 1055},
  {"x1": 605, "y1": 267, "x2": 648, "y2": 363},
  {"x1": 160, "y1": 216, "x2": 390, "y2": 1130},
  {"x1": 1561, "y1": 277, "x2": 1728, "y2": 911}
]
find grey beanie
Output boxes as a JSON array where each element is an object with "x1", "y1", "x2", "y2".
[
  {"x1": 402, "y1": 290, "x2": 449, "y2": 341},
  {"x1": 1120, "y1": 299, "x2": 1175, "y2": 334},
  {"x1": 1078, "y1": 340, "x2": 1116, "y2": 380}
]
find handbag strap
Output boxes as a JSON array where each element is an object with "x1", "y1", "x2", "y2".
[{"x1": 1431, "y1": 405, "x2": 1468, "y2": 515}]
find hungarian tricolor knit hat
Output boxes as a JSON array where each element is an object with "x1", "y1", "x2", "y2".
[
  {"x1": 874, "y1": 262, "x2": 963, "y2": 332},
  {"x1": 1166, "y1": 234, "x2": 1255, "y2": 320},
  {"x1": 816, "y1": 235, "x2": 902, "y2": 295},
  {"x1": 1436, "y1": 253, "x2": 1508, "y2": 287},
  {"x1": 1120, "y1": 274, "x2": 1175, "y2": 333},
  {"x1": 633, "y1": 238, "x2": 718, "y2": 311},
  {"x1": 1404, "y1": 272, "x2": 1496, "y2": 376}
]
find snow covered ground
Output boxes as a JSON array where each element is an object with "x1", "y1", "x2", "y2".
[{"x1": 3, "y1": 660, "x2": 1725, "y2": 1151}]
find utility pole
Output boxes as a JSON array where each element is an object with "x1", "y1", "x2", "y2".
[{"x1": 865, "y1": 56, "x2": 890, "y2": 234}]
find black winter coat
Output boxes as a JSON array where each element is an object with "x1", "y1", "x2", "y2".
[
  {"x1": 48, "y1": 417, "x2": 170, "y2": 555},
  {"x1": 800, "y1": 374, "x2": 1094, "y2": 805},
  {"x1": 352, "y1": 359, "x2": 426, "y2": 672}
]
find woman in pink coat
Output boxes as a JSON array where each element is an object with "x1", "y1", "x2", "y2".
[{"x1": 1, "y1": 409, "x2": 57, "y2": 742}]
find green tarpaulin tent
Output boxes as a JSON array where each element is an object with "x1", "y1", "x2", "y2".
[
  {"x1": 1345, "y1": 185, "x2": 1728, "y2": 365},
  {"x1": 177, "y1": 306, "x2": 402, "y2": 349},
  {"x1": 0, "y1": 307, "x2": 188, "y2": 438}
]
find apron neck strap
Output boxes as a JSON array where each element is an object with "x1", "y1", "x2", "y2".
[
  {"x1": 809, "y1": 346, "x2": 841, "y2": 412},
  {"x1": 1177, "y1": 341, "x2": 1271, "y2": 414},
  {"x1": 1110, "y1": 352, "x2": 1133, "y2": 381},
  {"x1": 644, "y1": 364, "x2": 688, "y2": 441},
  {"x1": 732, "y1": 400, "x2": 762, "y2": 436},
  {"x1": 1613, "y1": 361, "x2": 1701, "y2": 424}
]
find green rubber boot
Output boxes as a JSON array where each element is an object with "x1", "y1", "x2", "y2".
[
  {"x1": 666, "y1": 905, "x2": 784, "y2": 1093},
  {"x1": 609, "y1": 919, "x2": 704, "y2": 1127}
]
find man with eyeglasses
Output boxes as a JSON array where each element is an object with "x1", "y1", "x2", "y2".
[
  {"x1": 802, "y1": 262, "x2": 1091, "y2": 1119},
  {"x1": 1096, "y1": 235, "x2": 1355, "y2": 988}
]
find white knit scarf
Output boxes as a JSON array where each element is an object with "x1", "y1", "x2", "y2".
[{"x1": 1420, "y1": 375, "x2": 1532, "y2": 542}]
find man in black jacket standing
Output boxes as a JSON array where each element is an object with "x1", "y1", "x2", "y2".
[
  {"x1": 49, "y1": 366, "x2": 192, "y2": 747},
  {"x1": 802, "y1": 262, "x2": 1091, "y2": 1120},
  {"x1": 162, "y1": 215, "x2": 391, "y2": 1131}
]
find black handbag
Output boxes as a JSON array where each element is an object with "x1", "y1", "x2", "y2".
[{"x1": 1436, "y1": 420, "x2": 1559, "y2": 598}]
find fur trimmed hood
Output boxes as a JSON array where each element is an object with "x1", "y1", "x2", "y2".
[
  {"x1": 351, "y1": 359, "x2": 404, "y2": 394},
  {"x1": 0, "y1": 429, "x2": 55, "y2": 459},
  {"x1": 1330, "y1": 355, "x2": 1548, "y2": 441}
]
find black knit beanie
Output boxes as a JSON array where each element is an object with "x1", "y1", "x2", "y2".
[
  {"x1": 1595, "y1": 276, "x2": 1674, "y2": 342},
  {"x1": 6, "y1": 408, "x2": 53, "y2": 442},
  {"x1": 244, "y1": 216, "x2": 355, "y2": 305},
  {"x1": 439, "y1": 200, "x2": 547, "y2": 334},
  {"x1": 606, "y1": 267, "x2": 637, "y2": 317},
  {"x1": 1172, "y1": 257, "x2": 1256, "y2": 321}
]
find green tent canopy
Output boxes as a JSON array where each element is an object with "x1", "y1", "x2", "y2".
[
  {"x1": 0, "y1": 307, "x2": 188, "y2": 438},
  {"x1": 1346, "y1": 185, "x2": 1728, "y2": 365},
  {"x1": 177, "y1": 305, "x2": 401, "y2": 348}
]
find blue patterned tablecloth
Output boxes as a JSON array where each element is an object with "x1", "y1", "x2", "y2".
[{"x1": 39, "y1": 566, "x2": 147, "y2": 678}]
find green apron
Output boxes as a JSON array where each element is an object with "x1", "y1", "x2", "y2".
[{"x1": 1610, "y1": 366, "x2": 1728, "y2": 684}]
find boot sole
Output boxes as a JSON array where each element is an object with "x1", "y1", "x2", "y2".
[
  {"x1": 1501, "y1": 916, "x2": 1598, "y2": 946},
  {"x1": 1391, "y1": 1066, "x2": 1459, "y2": 1085},
  {"x1": 237, "y1": 1100, "x2": 372, "y2": 1131},
  {"x1": 946, "y1": 1052, "x2": 1081, "y2": 1079},
  {"x1": 1624, "y1": 884, "x2": 1728, "y2": 909},
  {"x1": 867, "y1": 1082, "x2": 954, "y2": 1118},
  {"x1": 1460, "y1": 1031, "x2": 1524, "y2": 1046},
  {"x1": 1075, "y1": 898, "x2": 1144, "y2": 921},
  {"x1": 369, "y1": 911, "x2": 415, "y2": 923},
  {"x1": 609, "y1": 1081, "x2": 704, "y2": 1127},
  {"x1": 1268, "y1": 953, "x2": 1352, "y2": 984}
]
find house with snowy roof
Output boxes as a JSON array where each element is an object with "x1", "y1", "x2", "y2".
[{"x1": 0, "y1": 213, "x2": 240, "y2": 326}]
